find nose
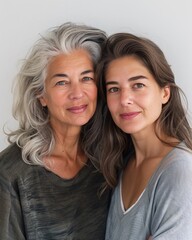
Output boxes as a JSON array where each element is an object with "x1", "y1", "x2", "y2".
[
  {"x1": 68, "y1": 83, "x2": 84, "y2": 100},
  {"x1": 120, "y1": 89, "x2": 133, "y2": 106}
]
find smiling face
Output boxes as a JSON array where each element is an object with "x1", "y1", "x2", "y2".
[
  {"x1": 105, "y1": 55, "x2": 170, "y2": 137},
  {"x1": 39, "y1": 49, "x2": 97, "y2": 131}
]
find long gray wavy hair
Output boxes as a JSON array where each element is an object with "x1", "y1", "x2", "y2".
[{"x1": 7, "y1": 22, "x2": 107, "y2": 166}]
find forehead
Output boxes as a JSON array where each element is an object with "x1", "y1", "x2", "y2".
[
  {"x1": 105, "y1": 55, "x2": 149, "y2": 78},
  {"x1": 47, "y1": 49, "x2": 93, "y2": 72}
]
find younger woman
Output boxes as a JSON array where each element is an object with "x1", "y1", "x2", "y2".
[{"x1": 97, "y1": 33, "x2": 192, "y2": 239}]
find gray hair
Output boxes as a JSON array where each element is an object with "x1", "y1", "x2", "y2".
[{"x1": 7, "y1": 22, "x2": 107, "y2": 165}]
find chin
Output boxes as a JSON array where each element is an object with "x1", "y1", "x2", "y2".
[{"x1": 76, "y1": 118, "x2": 92, "y2": 127}]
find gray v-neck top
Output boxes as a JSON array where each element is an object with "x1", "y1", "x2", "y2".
[
  {"x1": 105, "y1": 143, "x2": 192, "y2": 240},
  {"x1": 0, "y1": 143, "x2": 110, "y2": 240}
]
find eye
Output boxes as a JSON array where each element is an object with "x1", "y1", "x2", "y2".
[
  {"x1": 82, "y1": 76, "x2": 94, "y2": 81},
  {"x1": 107, "y1": 87, "x2": 119, "y2": 93},
  {"x1": 133, "y1": 83, "x2": 145, "y2": 89},
  {"x1": 55, "y1": 80, "x2": 69, "y2": 86}
]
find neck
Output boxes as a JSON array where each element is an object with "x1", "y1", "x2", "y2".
[
  {"x1": 52, "y1": 123, "x2": 81, "y2": 155},
  {"x1": 131, "y1": 133, "x2": 179, "y2": 166}
]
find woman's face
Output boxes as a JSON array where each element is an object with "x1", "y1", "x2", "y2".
[
  {"x1": 39, "y1": 49, "x2": 97, "y2": 130},
  {"x1": 105, "y1": 55, "x2": 170, "y2": 137}
]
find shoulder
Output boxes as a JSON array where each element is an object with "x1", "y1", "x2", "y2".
[
  {"x1": 155, "y1": 143, "x2": 192, "y2": 177},
  {"x1": 160, "y1": 144, "x2": 192, "y2": 177},
  {"x1": 149, "y1": 143, "x2": 192, "y2": 198},
  {"x1": 0, "y1": 143, "x2": 22, "y2": 164},
  {"x1": 149, "y1": 145, "x2": 192, "y2": 238},
  {"x1": 0, "y1": 142, "x2": 21, "y2": 157},
  {"x1": 0, "y1": 143, "x2": 27, "y2": 179}
]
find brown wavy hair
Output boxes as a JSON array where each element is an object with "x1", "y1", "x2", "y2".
[{"x1": 96, "y1": 33, "x2": 192, "y2": 188}]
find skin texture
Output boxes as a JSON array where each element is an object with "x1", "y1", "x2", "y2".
[
  {"x1": 105, "y1": 55, "x2": 172, "y2": 211},
  {"x1": 40, "y1": 49, "x2": 97, "y2": 131},
  {"x1": 39, "y1": 49, "x2": 98, "y2": 178},
  {"x1": 105, "y1": 55, "x2": 170, "y2": 138}
]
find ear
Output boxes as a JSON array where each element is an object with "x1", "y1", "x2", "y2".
[
  {"x1": 161, "y1": 85, "x2": 170, "y2": 104},
  {"x1": 39, "y1": 96, "x2": 47, "y2": 107}
]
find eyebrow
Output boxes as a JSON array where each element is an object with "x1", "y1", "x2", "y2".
[
  {"x1": 106, "y1": 75, "x2": 147, "y2": 85},
  {"x1": 51, "y1": 69, "x2": 94, "y2": 79}
]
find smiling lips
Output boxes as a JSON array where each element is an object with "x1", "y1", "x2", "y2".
[
  {"x1": 120, "y1": 112, "x2": 140, "y2": 120},
  {"x1": 67, "y1": 105, "x2": 87, "y2": 114}
]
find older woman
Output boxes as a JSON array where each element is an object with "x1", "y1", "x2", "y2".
[{"x1": 0, "y1": 22, "x2": 110, "y2": 239}]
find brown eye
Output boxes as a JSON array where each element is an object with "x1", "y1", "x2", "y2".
[
  {"x1": 133, "y1": 83, "x2": 145, "y2": 89},
  {"x1": 107, "y1": 87, "x2": 119, "y2": 93}
]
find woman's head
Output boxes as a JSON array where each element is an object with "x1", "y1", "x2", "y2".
[
  {"x1": 104, "y1": 55, "x2": 171, "y2": 136},
  {"x1": 14, "y1": 22, "x2": 107, "y2": 129},
  {"x1": 8, "y1": 22, "x2": 107, "y2": 165},
  {"x1": 97, "y1": 33, "x2": 192, "y2": 188},
  {"x1": 98, "y1": 32, "x2": 190, "y2": 142},
  {"x1": 39, "y1": 49, "x2": 98, "y2": 131}
]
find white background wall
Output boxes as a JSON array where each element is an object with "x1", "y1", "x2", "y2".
[{"x1": 0, "y1": 0, "x2": 192, "y2": 151}]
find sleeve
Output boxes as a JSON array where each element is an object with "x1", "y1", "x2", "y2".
[
  {"x1": 0, "y1": 174, "x2": 26, "y2": 240},
  {"x1": 150, "y1": 157, "x2": 192, "y2": 240}
]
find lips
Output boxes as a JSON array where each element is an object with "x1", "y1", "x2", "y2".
[
  {"x1": 67, "y1": 104, "x2": 87, "y2": 113},
  {"x1": 120, "y1": 112, "x2": 140, "y2": 120}
]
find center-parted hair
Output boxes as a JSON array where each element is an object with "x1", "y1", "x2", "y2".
[
  {"x1": 97, "y1": 33, "x2": 192, "y2": 188},
  {"x1": 7, "y1": 22, "x2": 107, "y2": 166}
]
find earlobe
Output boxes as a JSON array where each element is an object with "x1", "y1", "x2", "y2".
[
  {"x1": 39, "y1": 96, "x2": 47, "y2": 107},
  {"x1": 162, "y1": 86, "x2": 170, "y2": 104}
]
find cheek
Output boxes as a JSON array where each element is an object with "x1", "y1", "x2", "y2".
[
  {"x1": 89, "y1": 85, "x2": 98, "y2": 102},
  {"x1": 146, "y1": 94, "x2": 163, "y2": 117},
  {"x1": 46, "y1": 93, "x2": 65, "y2": 109},
  {"x1": 107, "y1": 96, "x2": 117, "y2": 114}
]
